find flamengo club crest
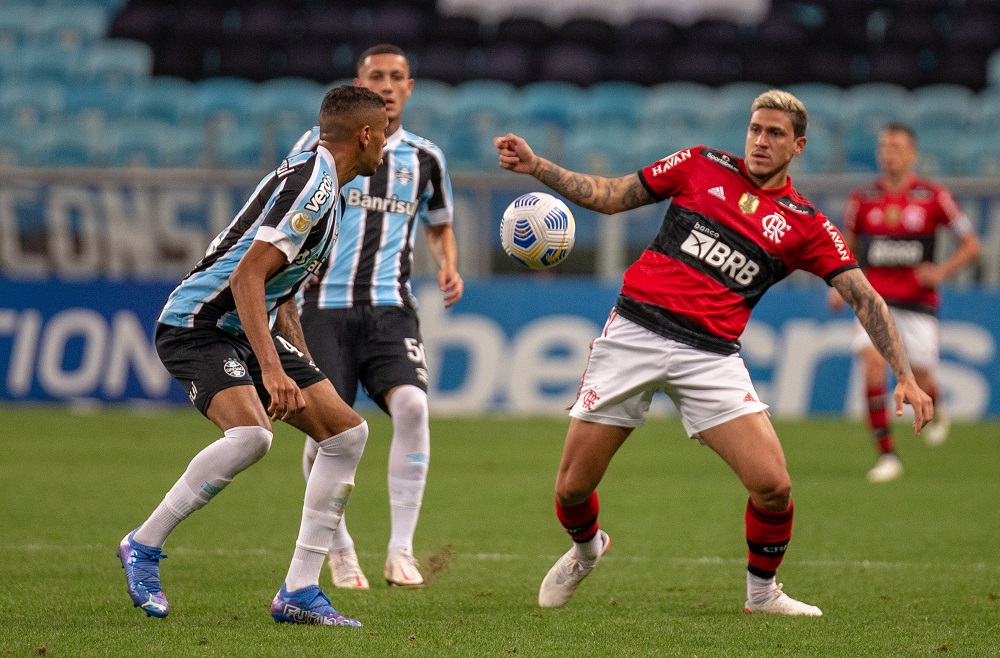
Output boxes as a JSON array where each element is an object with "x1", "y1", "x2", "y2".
[
  {"x1": 761, "y1": 213, "x2": 789, "y2": 243},
  {"x1": 739, "y1": 192, "x2": 759, "y2": 215}
]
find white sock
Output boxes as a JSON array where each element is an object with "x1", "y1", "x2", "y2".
[
  {"x1": 571, "y1": 532, "x2": 604, "y2": 563},
  {"x1": 386, "y1": 386, "x2": 430, "y2": 552},
  {"x1": 285, "y1": 422, "x2": 368, "y2": 591},
  {"x1": 302, "y1": 436, "x2": 318, "y2": 481},
  {"x1": 134, "y1": 426, "x2": 272, "y2": 548},
  {"x1": 747, "y1": 571, "x2": 778, "y2": 602},
  {"x1": 304, "y1": 435, "x2": 356, "y2": 553}
]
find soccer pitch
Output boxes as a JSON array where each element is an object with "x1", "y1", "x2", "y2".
[{"x1": 2, "y1": 409, "x2": 998, "y2": 657}]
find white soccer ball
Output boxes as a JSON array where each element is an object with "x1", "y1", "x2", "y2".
[{"x1": 500, "y1": 192, "x2": 576, "y2": 269}]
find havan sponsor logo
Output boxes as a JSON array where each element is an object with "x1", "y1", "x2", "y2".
[{"x1": 650, "y1": 149, "x2": 691, "y2": 176}]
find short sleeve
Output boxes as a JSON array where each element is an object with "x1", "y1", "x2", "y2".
[{"x1": 637, "y1": 146, "x2": 701, "y2": 201}]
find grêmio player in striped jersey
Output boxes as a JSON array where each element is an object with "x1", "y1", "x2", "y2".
[
  {"x1": 290, "y1": 44, "x2": 461, "y2": 590},
  {"x1": 496, "y1": 90, "x2": 933, "y2": 616}
]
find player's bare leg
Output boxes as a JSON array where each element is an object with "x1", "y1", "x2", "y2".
[
  {"x1": 539, "y1": 419, "x2": 630, "y2": 607},
  {"x1": 700, "y1": 412, "x2": 821, "y2": 616}
]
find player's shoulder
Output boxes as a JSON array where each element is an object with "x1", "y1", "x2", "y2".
[
  {"x1": 774, "y1": 186, "x2": 820, "y2": 217},
  {"x1": 849, "y1": 180, "x2": 882, "y2": 200},
  {"x1": 400, "y1": 129, "x2": 445, "y2": 156},
  {"x1": 276, "y1": 150, "x2": 320, "y2": 178},
  {"x1": 695, "y1": 145, "x2": 743, "y2": 175},
  {"x1": 909, "y1": 175, "x2": 950, "y2": 198}
]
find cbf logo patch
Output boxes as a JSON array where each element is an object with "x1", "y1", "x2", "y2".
[
  {"x1": 289, "y1": 210, "x2": 313, "y2": 236},
  {"x1": 223, "y1": 359, "x2": 247, "y2": 378},
  {"x1": 395, "y1": 166, "x2": 414, "y2": 185}
]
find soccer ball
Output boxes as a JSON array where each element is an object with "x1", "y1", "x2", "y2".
[{"x1": 500, "y1": 192, "x2": 576, "y2": 269}]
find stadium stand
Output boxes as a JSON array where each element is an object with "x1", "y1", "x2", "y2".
[{"x1": 0, "y1": 0, "x2": 998, "y2": 174}]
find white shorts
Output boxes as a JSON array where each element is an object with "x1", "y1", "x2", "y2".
[
  {"x1": 852, "y1": 307, "x2": 939, "y2": 369},
  {"x1": 569, "y1": 311, "x2": 769, "y2": 440}
]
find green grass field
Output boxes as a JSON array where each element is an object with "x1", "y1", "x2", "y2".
[{"x1": 1, "y1": 408, "x2": 998, "y2": 657}]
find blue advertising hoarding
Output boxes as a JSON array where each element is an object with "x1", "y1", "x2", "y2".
[{"x1": 1, "y1": 277, "x2": 997, "y2": 419}]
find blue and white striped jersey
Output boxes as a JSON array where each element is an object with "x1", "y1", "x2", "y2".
[
  {"x1": 159, "y1": 147, "x2": 343, "y2": 334},
  {"x1": 289, "y1": 125, "x2": 453, "y2": 309}
]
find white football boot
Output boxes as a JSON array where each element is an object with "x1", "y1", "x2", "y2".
[
  {"x1": 328, "y1": 547, "x2": 369, "y2": 590},
  {"x1": 745, "y1": 582, "x2": 823, "y2": 616},
  {"x1": 867, "y1": 453, "x2": 903, "y2": 483},
  {"x1": 538, "y1": 530, "x2": 610, "y2": 608},
  {"x1": 384, "y1": 547, "x2": 425, "y2": 588},
  {"x1": 924, "y1": 404, "x2": 950, "y2": 446}
]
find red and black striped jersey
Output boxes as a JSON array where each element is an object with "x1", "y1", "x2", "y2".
[
  {"x1": 620, "y1": 145, "x2": 858, "y2": 354},
  {"x1": 844, "y1": 175, "x2": 972, "y2": 314}
]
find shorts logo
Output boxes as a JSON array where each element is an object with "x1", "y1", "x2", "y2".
[
  {"x1": 223, "y1": 359, "x2": 246, "y2": 378},
  {"x1": 188, "y1": 382, "x2": 198, "y2": 403},
  {"x1": 582, "y1": 388, "x2": 600, "y2": 411},
  {"x1": 744, "y1": 392, "x2": 756, "y2": 402},
  {"x1": 761, "y1": 213, "x2": 789, "y2": 244},
  {"x1": 289, "y1": 210, "x2": 313, "y2": 235}
]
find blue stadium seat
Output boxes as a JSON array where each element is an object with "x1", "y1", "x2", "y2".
[
  {"x1": 784, "y1": 82, "x2": 846, "y2": 134},
  {"x1": 960, "y1": 132, "x2": 1000, "y2": 175},
  {"x1": 211, "y1": 118, "x2": 264, "y2": 168},
  {"x1": 908, "y1": 84, "x2": 977, "y2": 134},
  {"x1": 0, "y1": 5, "x2": 42, "y2": 51},
  {"x1": 106, "y1": 118, "x2": 196, "y2": 167},
  {"x1": 194, "y1": 77, "x2": 258, "y2": 123},
  {"x1": 256, "y1": 77, "x2": 326, "y2": 126},
  {"x1": 641, "y1": 82, "x2": 715, "y2": 138},
  {"x1": 521, "y1": 81, "x2": 584, "y2": 131},
  {"x1": 17, "y1": 45, "x2": 79, "y2": 83},
  {"x1": 844, "y1": 83, "x2": 910, "y2": 137},
  {"x1": 403, "y1": 79, "x2": 455, "y2": 145},
  {"x1": 41, "y1": 121, "x2": 108, "y2": 167},
  {"x1": 790, "y1": 124, "x2": 840, "y2": 174},
  {"x1": 916, "y1": 130, "x2": 966, "y2": 176},
  {"x1": 126, "y1": 77, "x2": 197, "y2": 124},
  {"x1": 80, "y1": 39, "x2": 153, "y2": 87},
  {"x1": 38, "y1": 4, "x2": 110, "y2": 51},
  {"x1": 578, "y1": 81, "x2": 647, "y2": 131},
  {"x1": 452, "y1": 80, "x2": 520, "y2": 132},
  {"x1": 634, "y1": 128, "x2": 702, "y2": 168},
  {"x1": 66, "y1": 83, "x2": 134, "y2": 120},
  {"x1": 0, "y1": 123, "x2": 43, "y2": 166},
  {"x1": 0, "y1": 80, "x2": 66, "y2": 126},
  {"x1": 563, "y1": 125, "x2": 641, "y2": 175}
]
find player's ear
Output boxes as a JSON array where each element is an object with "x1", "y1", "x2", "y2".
[
  {"x1": 793, "y1": 136, "x2": 806, "y2": 156},
  {"x1": 358, "y1": 124, "x2": 371, "y2": 149}
]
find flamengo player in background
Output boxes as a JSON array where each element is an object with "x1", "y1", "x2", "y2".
[
  {"x1": 293, "y1": 44, "x2": 462, "y2": 590},
  {"x1": 828, "y1": 123, "x2": 981, "y2": 483},
  {"x1": 495, "y1": 90, "x2": 933, "y2": 616},
  {"x1": 117, "y1": 86, "x2": 388, "y2": 626}
]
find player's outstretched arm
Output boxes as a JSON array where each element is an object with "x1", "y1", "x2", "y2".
[
  {"x1": 830, "y1": 268, "x2": 933, "y2": 433},
  {"x1": 494, "y1": 133, "x2": 656, "y2": 215}
]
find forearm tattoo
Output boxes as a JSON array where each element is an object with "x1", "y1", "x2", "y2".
[
  {"x1": 836, "y1": 271, "x2": 913, "y2": 379},
  {"x1": 275, "y1": 300, "x2": 312, "y2": 361},
  {"x1": 531, "y1": 159, "x2": 653, "y2": 214}
]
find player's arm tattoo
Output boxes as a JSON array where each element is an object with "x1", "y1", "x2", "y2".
[
  {"x1": 530, "y1": 159, "x2": 655, "y2": 214},
  {"x1": 831, "y1": 268, "x2": 913, "y2": 380},
  {"x1": 274, "y1": 299, "x2": 313, "y2": 362}
]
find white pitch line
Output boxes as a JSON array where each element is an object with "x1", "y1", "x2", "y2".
[{"x1": 8, "y1": 544, "x2": 1000, "y2": 572}]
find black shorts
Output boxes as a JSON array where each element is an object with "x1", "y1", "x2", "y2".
[
  {"x1": 299, "y1": 305, "x2": 428, "y2": 411},
  {"x1": 155, "y1": 323, "x2": 327, "y2": 417}
]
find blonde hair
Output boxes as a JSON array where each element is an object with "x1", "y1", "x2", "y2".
[{"x1": 751, "y1": 90, "x2": 808, "y2": 138}]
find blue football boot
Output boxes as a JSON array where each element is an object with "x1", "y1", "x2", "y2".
[
  {"x1": 117, "y1": 528, "x2": 169, "y2": 618},
  {"x1": 270, "y1": 583, "x2": 362, "y2": 626}
]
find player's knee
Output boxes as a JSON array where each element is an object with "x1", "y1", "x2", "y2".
[
  {"x1": 388, "y1": 385, "x2": 428, "y2": 426},
  {"x1": 224, "y1": 425, "x2": 273, "y2": 465},
  {"x1": 317, "y1": 420, "x2": 368, "y2": 461},
  {"x1": 753, "y1": 480, "x2": 792, "y2": 512}
]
